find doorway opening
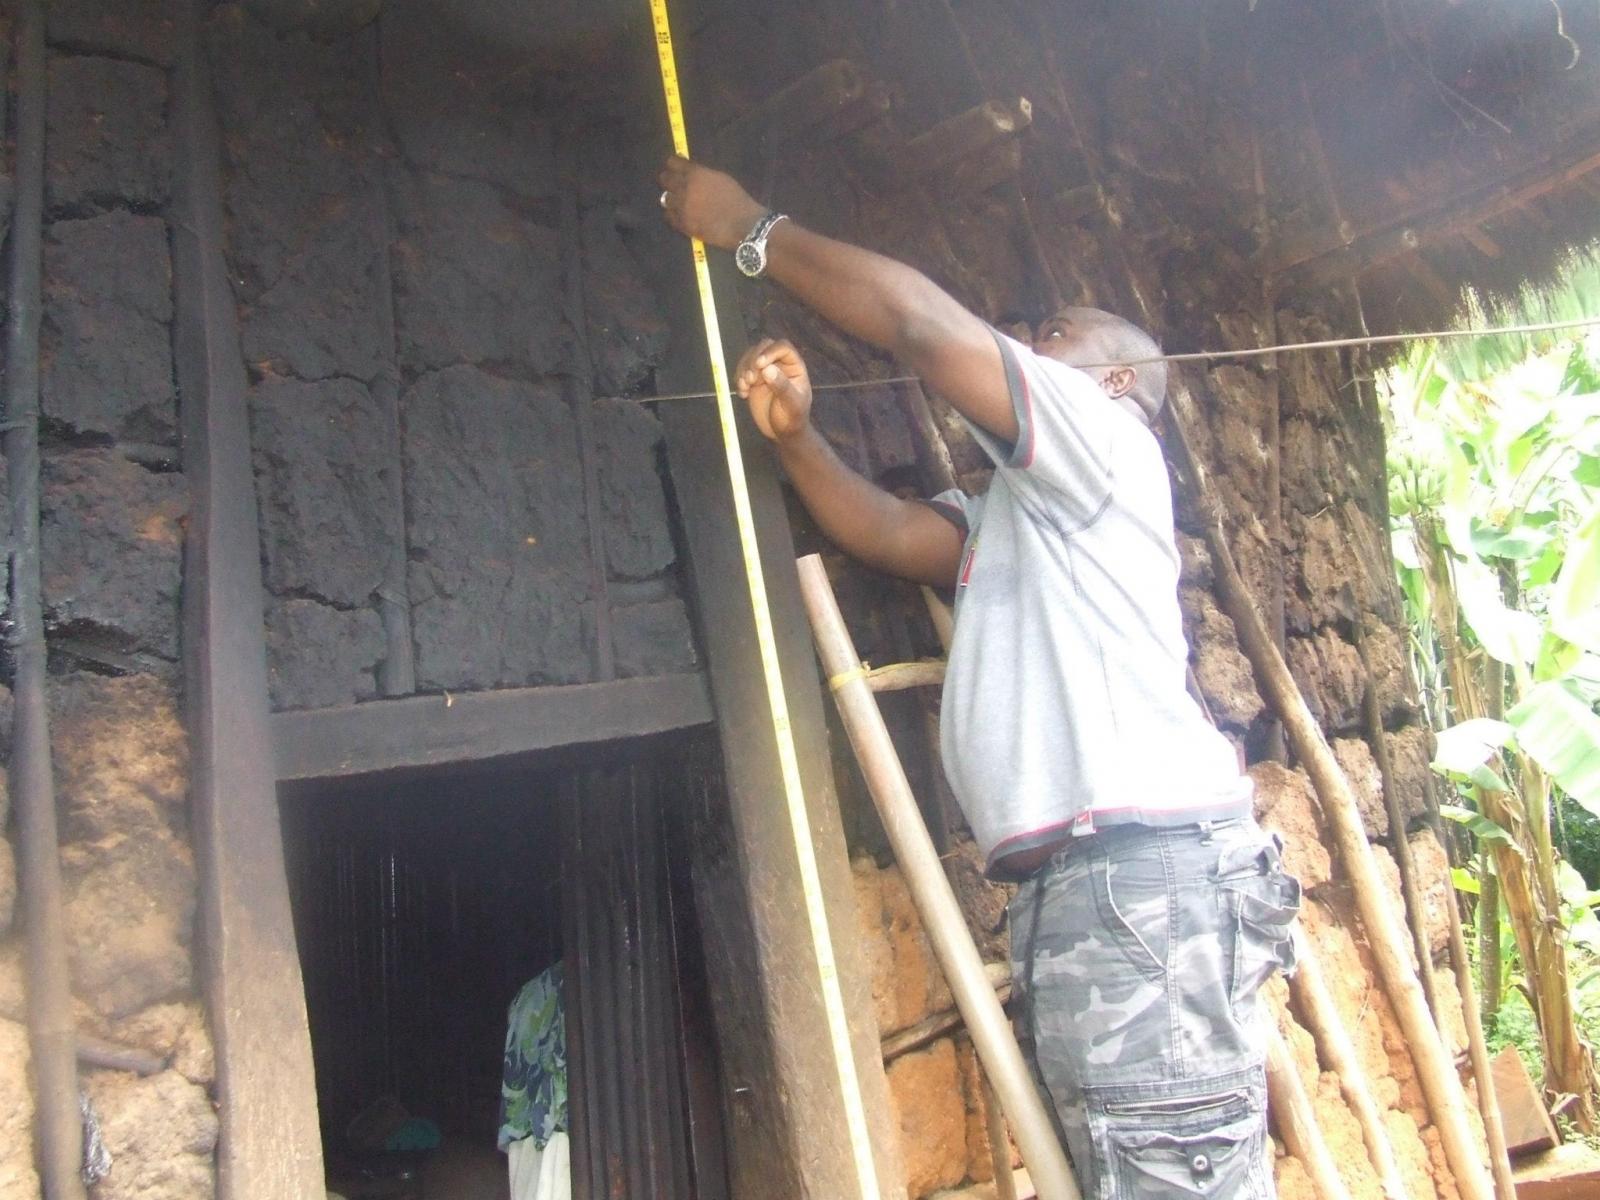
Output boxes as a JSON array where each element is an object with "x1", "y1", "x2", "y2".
[{"x1": 279, "y1": 733, "x2": 729, "y2": 1199}]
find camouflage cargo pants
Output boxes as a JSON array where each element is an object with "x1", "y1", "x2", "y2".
[{"x1": 1009, "y1": 817, "x2": 1300, "y2": 1199}]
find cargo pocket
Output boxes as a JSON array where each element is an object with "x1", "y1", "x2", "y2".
[
  {"x1": 1097, "y1": 1086, "x2": 1267, "y2": 1199},
  {"x1": 1218, "y1": 835, "x2": 1301, "y2": 1009}
]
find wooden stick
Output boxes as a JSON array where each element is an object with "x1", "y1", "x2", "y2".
[
  {"x1": 1359, "y1": 644, "x2": 1441, "y2": 1023},
  {"x1": 901, "y1": 98, "x2": 1032, "y2": 180},
  {"x1": 1163, "y1": 392, "x2": 1494, "y2": 1200},
  {"x1": 77, "y1": 1038, "x2": 168, "y2": 1078},
  {"x1": 1444, "y1": 862, "x2": 1520, "y2": 1199},
  {"x1": 6, "y1": 4, "x2": 87, "y2": 1194},
  {"x1": 798, "y1": 555, "x2": 1081, "y2": 1200},
  {"x1": 1287, "y1": 932, "x2": 1409, "y2": 1199},
  {"x1": 981, "y1": 1070, "x2": 1021, "y2": 1200},
  {"x1": 1265, "y1": 1021, "x2": 1353, "y2": 1200},
  {"x1": 864, "y1": 660, "x2": 947, "y2": 693},
  {"x1": 1417, "y1": 787, "x2": 1520, "y2": 1198},
  {"x1": 881, "y1": 963, "x2": 1012, "y2": 1062}
]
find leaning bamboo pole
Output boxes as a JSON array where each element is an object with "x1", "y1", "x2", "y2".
[
  {"x1": 1265, "y1": 1022, "x2": 1353, "y2": 1200},
  {"x1": 797, "y1": 554, "x2": 1082, "y2": 1200},
  {"x1": 1361, "y1": 632, "x2": 1514, "y2": 1195},
  {"x1": 1163, "y1": 392, "x2": 1494, "y2": 1200},
  {"x1": 5, "y1": 3, "x2": 88, "y2": 1196},
  {"x1": 1359, "y1": 635, "x2": 1442, "y2": 1024},
  {"x1": 1414, "y1": 780, "x2": 1520, "y2": 1199},
  {"x1": 1287, "y1": 933, "x2": 1409, "y2": 1199},
  {"x1": 979, "y1": 1072, "x2": 1021, "y2": 1200}
]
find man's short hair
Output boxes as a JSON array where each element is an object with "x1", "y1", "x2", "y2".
[{"x1": 1070, "y1": 307, "x2": 1168, "y2": 421}]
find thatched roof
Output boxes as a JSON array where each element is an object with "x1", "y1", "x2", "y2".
[{"x1": 244, "y1": 0, "x2": 1600, "y2": 339}]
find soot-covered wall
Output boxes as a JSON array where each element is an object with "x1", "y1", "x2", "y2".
[
  {"x1": 207, "y1": 0, "x2": 695, "y2": 710},
  {"x1": 0, "y1": 3, "x2": 701, "y2": 1197}
]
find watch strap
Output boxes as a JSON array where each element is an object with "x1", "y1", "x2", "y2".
[{"x1": 745, "y1": 210, "x2": 788, "y2": 248}]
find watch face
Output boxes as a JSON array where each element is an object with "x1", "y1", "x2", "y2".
[{"x1": 735, "y1": 241, "x2": 763, "y2": 277}]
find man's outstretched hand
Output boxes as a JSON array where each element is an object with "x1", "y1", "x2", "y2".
[
  {"x1": 735, "y1": 339, "x2": 812, "y2": 442},
  {"x1": 658, "y1": 155, "x2": 767, "y2": 251}
]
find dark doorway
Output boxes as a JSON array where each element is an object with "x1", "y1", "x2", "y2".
[{"x1": 279, "y1": 734, "x2": 729, "y2": 1200}]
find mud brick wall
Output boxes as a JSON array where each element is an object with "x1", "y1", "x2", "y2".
[
  {"x1": 852, "y1": 845, "x2": 1018, "y2": 1199},
  {"x1": 1, "y1": 3, "x2": 219, "y2": 1197},
  {"x1": 207, "y1": 0, "x2": 692, "y2": 709},
  {"x1": 3, "y1": 3, "x2": 695, "y2": 1194}
]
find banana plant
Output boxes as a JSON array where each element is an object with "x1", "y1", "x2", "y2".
[{"x1": 1384, "y1": 253, "x2": 1600, "y2": 1128}]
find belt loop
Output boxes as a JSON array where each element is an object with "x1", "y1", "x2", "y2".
[{"x1": 1198, "y1": 820, "x2": 1214, "y2": 845}]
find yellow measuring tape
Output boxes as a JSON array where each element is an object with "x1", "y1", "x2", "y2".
[{"x1": 648, "y1": 5, "x2": 881, "y2": 1198}]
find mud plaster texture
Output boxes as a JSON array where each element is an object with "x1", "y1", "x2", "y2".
[{"x1": 854, "y1": 849, "x2": 1019, "y2": 1198}]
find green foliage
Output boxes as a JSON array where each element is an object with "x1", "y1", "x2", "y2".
[
  {"x1": 1385, "y1": 246, "x2": 1600, "y2": 1108},
  {"x1": 1565, "y1": 799, "x2": 1600, "y2": 889},
  {"x1": 1510, "y1": 681, "x2": 1600, "y2": 817}
]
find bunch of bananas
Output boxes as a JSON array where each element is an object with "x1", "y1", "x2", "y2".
[{"x1": 1388, "y1": 449, "x2": 1445, "y2": 516}]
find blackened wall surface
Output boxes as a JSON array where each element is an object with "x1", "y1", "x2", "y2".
[
  {"x1": 1, "y1": 5, "x2": 218, "y2": 1197},
  {"x1": 206, "y1": 1, "x2": 690, "y2": 710}
]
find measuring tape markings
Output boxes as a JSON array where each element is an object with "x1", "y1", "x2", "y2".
[{"x1": 647, "y1": 4, "x2": 883, "y2": 1199}]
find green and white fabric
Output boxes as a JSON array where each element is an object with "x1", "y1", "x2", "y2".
[{"x1": 498, "y1": 962, "x2": 568, "y2": 1153}]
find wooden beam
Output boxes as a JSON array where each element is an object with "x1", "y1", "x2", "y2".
[
  {"x1": 643, "y1": 21, "x2": 907, "y2": 1199},
  {"x1": 1266, "y1": 125, "x2": 1600, "y2": 280},
  {"x1": 272, "y1": 673, "x2": 714, "y2": 781},
  {"x1": 171, "y1": 2, "x2": 325, "y2": 1195},
  {"x1": 1513, "y1": 1144, "x2": 1600, "y2": 1199},
  {"x1": 659, "y1": 330, "x2": 908, "y2": 1200},
  {"x1": 1461, "y1": 225, "x2": 1504, "y2": 258}
]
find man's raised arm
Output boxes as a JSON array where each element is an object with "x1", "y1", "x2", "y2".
[
  {"x1": 658, "y1": 156, "x2": 1018, "y2": 445},
  {"x1": 734, "y1": 339, "x2": 963, "y2": 589}
]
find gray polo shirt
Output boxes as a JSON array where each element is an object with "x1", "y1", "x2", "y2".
[{"x1": 928, "y1": 331, "x2": 1251, "y2": 879}]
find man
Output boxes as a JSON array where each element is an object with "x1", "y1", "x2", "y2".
[
  {"x1": 658, "y1": 155, "x2": 1299, "y2": 1199},
  {"x1": 499, "y1": 960, "x2": 570, "y2": 1200}
]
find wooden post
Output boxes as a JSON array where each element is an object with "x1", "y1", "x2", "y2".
[
  {"x1": 172, "y1": 1, "x2": 325, "y2": 1194},
  {"x1": 640, "y1": 12, "x2": 906, "y2": 1190},
  {"x1": 5, "y1": 4, "x2": 86, "y2": 1195},
  {"x1": 658, "y1": 389, "x2": 906, "y2": 1198},
  {"x1": 1163, "y1": 390, "x2": 1495, "y2": 1200},
  {"x1": 798, "y1": 555, "x2": 1081, "y2": 1200}
]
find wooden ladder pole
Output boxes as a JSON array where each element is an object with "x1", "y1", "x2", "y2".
[
  {"x1": 797, "y1": 555, "x2": 1081, "y2": 1200},
  {"x1": 979, "y1": 1070, "x2": 1021, "y2": 1200}
]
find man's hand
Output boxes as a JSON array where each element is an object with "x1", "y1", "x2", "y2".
[
  {"x1": 736, "y1": 339, "x2": 812, "y2": 442},
  {"x1": 658, "y1": 155, "x2": 766, "y2": 251}
]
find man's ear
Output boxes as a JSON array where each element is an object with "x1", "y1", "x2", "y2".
[{"x1": 1104, "y1": 366, "x2": 1137, "y2": 399}]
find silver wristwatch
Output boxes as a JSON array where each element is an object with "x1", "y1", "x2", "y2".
[{"x1": 734, "y1": 211, "x2": 788, "y2": 278}]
